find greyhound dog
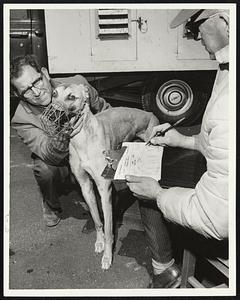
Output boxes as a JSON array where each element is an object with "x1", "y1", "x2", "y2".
[{"x1": 51, "y1": 83, "x2": 159, "y2": 269}]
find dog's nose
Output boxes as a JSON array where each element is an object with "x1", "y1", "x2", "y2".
[
  {"x1": 69, "y1": 104, "x2": 77, "y2": 112},
  {"x1": 52, "y1": 90, "x2": 58, "y2": 98}
]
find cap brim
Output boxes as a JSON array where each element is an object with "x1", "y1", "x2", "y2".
[
  {"x1": 170, "y1": 9, "x2": 229, "y2": 29},
  {"x1": 170, "y1": 9, "x2": 200, "y2": 28}
]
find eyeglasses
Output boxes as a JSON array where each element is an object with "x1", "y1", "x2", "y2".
[
  {"x1": 185, "y1": 18, "x2": 208, "y2": 40},
  {"x1": 20, "y1": 75, "x2": 43, "y2": 98}
]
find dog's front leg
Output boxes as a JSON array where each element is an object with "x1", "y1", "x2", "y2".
[
  {"x1": 96, "y1": 179, "x2": 113, "y2": 270},
  {"x1": 69, "y1": 147, "x2": 105, "y2": 254},
  {"x1": 79, "y1": 175, "x2": 105, "y2": 254}
]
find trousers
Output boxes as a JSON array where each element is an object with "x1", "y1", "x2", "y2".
[{"x1": 32, "y1": 155, "x2": 173, "y2": 263}]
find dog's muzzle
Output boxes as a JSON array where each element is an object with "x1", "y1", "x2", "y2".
[
  {"x1": 40, "y1": 101, "x2": 86, "y2": 137},
  {"x1": 41, "y1": 102, "x2": 73, "y2": 137}
]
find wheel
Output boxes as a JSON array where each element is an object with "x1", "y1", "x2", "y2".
[{"x1": 142, "y1": 75, "x2": 210, "y2": 126}]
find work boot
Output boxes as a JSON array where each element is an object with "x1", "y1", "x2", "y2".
[
  {"x1": 42, "y1": 201, "x2": 62, "y2": 227},
  {"x1": 148, "y1": 264, "x2": 181, "y2": 288}
]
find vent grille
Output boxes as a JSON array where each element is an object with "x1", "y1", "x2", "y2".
[{"x1": 97, "y1": 9, "x2": 129, "y2": 38}]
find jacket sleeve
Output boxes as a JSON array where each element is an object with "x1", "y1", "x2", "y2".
[
  {"x1": 59, "y1": 75, "x2": 111, "y2": 113},
  {"x1": 11, "y1": 122, "x2": 69, "y2": 165},
  {"x1": 157, "y1": 117, "x2": 228, "y2": 240}
]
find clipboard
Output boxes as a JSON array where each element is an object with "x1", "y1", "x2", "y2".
[{"x1": 101, "y1": 146, "x2": 207, "y2": 192}]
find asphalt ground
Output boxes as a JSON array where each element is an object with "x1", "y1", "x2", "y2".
[{"x1": 9, "y1": 126, "x2": 154, "y2": 291}]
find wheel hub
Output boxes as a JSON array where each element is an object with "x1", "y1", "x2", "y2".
[{"x1": 156, "y1": 80, "x2": 193, "y2": 116}]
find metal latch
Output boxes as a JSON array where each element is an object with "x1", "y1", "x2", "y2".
[{"x1": 131, "y1": 17, "x2": 148, "y2": 33}]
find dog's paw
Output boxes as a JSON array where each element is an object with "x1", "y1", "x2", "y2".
[
  {"x1": 95, "y1": 230, "x2": 105, "y2": 253},
  {"x1": 101, "y1": 255, "x2": 112, "y2": 270},
  {"x1": 95, "y1": 241, "x2": 104, "y2": 253}
]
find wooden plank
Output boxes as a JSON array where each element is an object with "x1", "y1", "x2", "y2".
[
  {"x1": 217, "y1": 257, "x2": 229, "y2": 267},
  {"x1": 214, "y1": 283, "x2": 228, "y2": 288},
  {"x1": 188, "y1": 276, "x2": 205, "y2": 288},
  {"x1": 206, "y1": 258, "x2": 229, "y2": 278},
  {"x1": 180, "y1": 249, "x2": 196, "y2": 288}
]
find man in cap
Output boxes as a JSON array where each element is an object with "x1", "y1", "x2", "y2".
[{"x1": 126, "y1": 9, "x2": 229, "y2": 287}]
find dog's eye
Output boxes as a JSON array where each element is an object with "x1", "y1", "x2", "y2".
[
  {"x1": 52, "y1": 90, "x2": 58, "y2": 98},
  {"x1": 68, "y1": 93, "x2": 76, "y2": 101}
]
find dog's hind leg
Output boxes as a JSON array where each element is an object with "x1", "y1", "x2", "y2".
[{"x1": 96, "y1": 179, "x2": 113, "y2": 270}]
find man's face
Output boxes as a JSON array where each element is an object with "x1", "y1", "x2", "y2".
[
  {"x1": 198, "y1": 15, "x2": 229, "y2": 55},
  {"x1": 11, "y1": 65, "x2": 52, "y2": 106}
]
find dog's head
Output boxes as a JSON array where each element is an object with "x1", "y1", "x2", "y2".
[{"x1": 51, "y1": 83, "x2": 89, "y2": 116}]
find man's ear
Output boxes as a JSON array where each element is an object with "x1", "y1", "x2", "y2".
[
  {"x1": 10, "y1": 84, "x2": 20, "y2": 97},
  {"x1": 12, "y1": 90, "x2": 19, "y2": 97},
  {"x1": 11, "y1": 88, "x2": 26, "y2": 101},
  {"x1": 41, "y1": 67, "x2": 50, "y2": 80},
  {"x1": 219, "y1": 13, "x2": 229, "y2": 37}
]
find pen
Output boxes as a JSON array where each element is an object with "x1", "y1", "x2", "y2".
[{"x1": 146, "y1": 117, "x2": 186, "y2": 146}]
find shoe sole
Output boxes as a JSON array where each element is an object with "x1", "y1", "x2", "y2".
[
  {"x1": 149, "y1": 276, "x2": 181, "y2": 289},
  {"x1": 46, "y1": 217, "x2": 61, "y2": 227},
  {"x1": 167, "y1": 276, "x2": 181, "y2": 288}
]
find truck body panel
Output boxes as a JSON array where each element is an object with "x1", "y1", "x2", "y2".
[{"x1": 44, "y1": 9, "x2": 218, "y2": 74}]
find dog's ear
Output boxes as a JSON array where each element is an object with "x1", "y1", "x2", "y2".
[{"x1": 76, "y1": 84, "x2": 89, "y2": 102}]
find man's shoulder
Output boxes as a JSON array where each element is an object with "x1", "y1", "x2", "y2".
[
  {"x1": 11, "y1": 101, "x2": 27, "y2": 122},
  {"x1": 52, "y1": 75, "x2": 88, "y2": 86},
  {"x1": 11, "y1": 101, "x2": 37, "y2": 125}
]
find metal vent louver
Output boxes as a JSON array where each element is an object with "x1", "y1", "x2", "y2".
[{"x1": 97, "y1": 9, "x2": 129, "y2": 38}]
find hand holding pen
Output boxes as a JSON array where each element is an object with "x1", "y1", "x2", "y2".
[{"x1": 146, "y1": 117, "x2": 186, "y2": 146}]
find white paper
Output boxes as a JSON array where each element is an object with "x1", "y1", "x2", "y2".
[{"x1": 114, "y1": 142, "x2": 164, "y2": 180}]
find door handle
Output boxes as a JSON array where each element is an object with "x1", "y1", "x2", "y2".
[
  {"x1": 34, "y1": 30, "x2": 44, "y2": 37},
  {"x1": 131, "y1": 17, "x2": 148, "y2": 33}
]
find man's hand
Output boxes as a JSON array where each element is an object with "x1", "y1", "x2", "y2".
[
  {"x1": 148, "y1": 123, "x2": 185, "y2": 147},
  {"x1": 69, "y1": 115, "x2": 84, "y2": 138},
  {"x1": 51, "y1": 131, "x2": 70, "y2": 151},
  {"x1": 125, "y1": 175, "x2": 164, "y2": 200}
]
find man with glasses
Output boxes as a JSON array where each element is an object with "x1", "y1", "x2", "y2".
[
  {"x1": 126, "y1": 9, "x2": 229, "y2": 287},
  {"x1": 10, "y1": 55, "x2": 111, "y2": 227}
]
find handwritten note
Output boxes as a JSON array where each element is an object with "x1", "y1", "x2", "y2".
[{"x1": 114, "y1": 142, "x2": 164, "y2": 181}]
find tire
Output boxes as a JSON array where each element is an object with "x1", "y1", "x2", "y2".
[{"x1": 141, "y1": 74, "x2": 211, "y2": 126}]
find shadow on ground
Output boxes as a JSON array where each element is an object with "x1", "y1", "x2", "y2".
[{"x1": 118, "y1": 229, "x2": 152, "y2": 276}]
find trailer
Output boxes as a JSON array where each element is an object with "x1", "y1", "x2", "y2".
[{"x1": 10, "y1": 8, "x2": 218, "y2": 124}]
